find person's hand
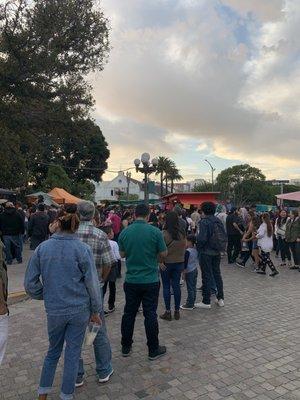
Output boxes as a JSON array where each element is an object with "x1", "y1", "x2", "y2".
[
  {"x1": 90, "y1": 313, "x2": 102, "y2": 325},
  {"x1": 159, "y1": 263, "x2": 167, "y2": 271}
]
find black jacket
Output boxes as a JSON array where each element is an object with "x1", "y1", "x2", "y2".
[
  {"x1": 28, "y1": 212, "x2": 50, "y2": 239},
  {"x1": 0, "y1": 208, "x2": 25, "y2": 236}
]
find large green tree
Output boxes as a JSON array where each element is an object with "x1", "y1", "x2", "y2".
[{"x1": 0, "y1": 0, "x2": 110, "y2": 189}]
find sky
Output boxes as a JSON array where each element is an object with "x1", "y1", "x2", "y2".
[{"x1": 91, "y1": 0, "x2": 300, "y2": 183}]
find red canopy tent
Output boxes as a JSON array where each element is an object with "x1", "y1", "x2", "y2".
[
  {"x1": 162, "y1": 192, "x2": 220, "y2": 210},
  {"x1": 276, "y1": 191, "x2": 300, "y2": 202},
  {"x1": 48, "y1": 188, "x2": 81, "y2": 204}
]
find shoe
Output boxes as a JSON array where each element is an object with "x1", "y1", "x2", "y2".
[
  {"x1": 104, "y1": 311, "x2": 109, "y2": 317},
  {"x1": 269, "y1": 270, "x2": 279, "y2": 277},
  {"x1": 236, "y1": 262, "x2": 245, "y2": 268},
  {"x1": 196, "y1": 286, "x2": 203, "y2": 291},
  {"x1": 194, "y1": 302, "x2": 211, "y2": 309},
  {"x1": 289, "y1": 266, "x2": 299, "y2": 270},
  {"x1": 279, "y1": 263, "x2": 286, "y2": 267},
  {"x1": 122, "y1": 345, "x2": 132, "y2": 357},
  {"x1": 160, "y1": 311, "x2": 172, "y2": 321},
  {"x1": 180, "y1": 304, "x2": 194, "y2": 310},
  {"x1": 98, "y1": 369, "x2": 114, "y2": 383},
  {"x1": 256, "y1": 270, "x2": 266, "y2": 275},
  {"x1": 148, "y1": 345, "x2": 167, "y2": 361},
  {"x1": 210, "y1": 290, "x2": 217, "y2": 297},
  {"x1": 174, "y1": 310, "x2": 180, "y2": 320},
  {"x1": 287, "y1": 261, "x2": 292, "y2": 267},
  {"x1": 215, "y1": 299, "x2": 225, "y2": 307},
  {"x1": 108, "y1": 307, "x2": 115, "y2": 313},
  {"x1": 75, "y1": 377, "x2": 84, "y2": 388}
]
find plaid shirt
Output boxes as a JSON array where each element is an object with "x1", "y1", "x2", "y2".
[{"x1": 77, "y1": 222, "x2": 115, "y2": 279}]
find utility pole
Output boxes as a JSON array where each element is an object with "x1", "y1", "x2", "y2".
[
  {"x1": 126, "y1": 171, "x2": 131, "y2": 200},
  {"x1": 205, "y1": 159, "x2": 216, "y2": 191}
]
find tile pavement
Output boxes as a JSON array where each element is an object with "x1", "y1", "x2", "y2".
[{"x1": 1, "y1": 259, "x2": 300, "y2": 400}]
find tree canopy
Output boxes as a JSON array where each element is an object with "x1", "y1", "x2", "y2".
[{"x1": 0, "y1": 0, "x2": 110, "y2": 190}]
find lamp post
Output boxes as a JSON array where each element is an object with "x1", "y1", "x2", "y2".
[
  {"x1": 205, "y1": 159, "x2": 216, "y2": 191},
  {"x1": 126, "y1": 171, "x2": 131, "y2": 200},
  {"x1": 134, "y1": 153, "x2": 158, "y2": 205}
]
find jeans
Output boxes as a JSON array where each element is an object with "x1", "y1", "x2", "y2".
[
  {"x1": 278, "y1": 237, "x2": 291, "y2": 262},
  {"x1": 288, "y1": 242, "x2": 300, "y2": 266},
  {"x1": 121, "y1": 282, "x2": 160, "y2": 353},
  {"x1": 227, "y1": 235, "x2": 241, "y2": 263},
  {"x1": 160, "y1": 262, "x2": 184, "y2": 311},
  {"x1": 200, "y1": 253, "x2": 224, "y2": 305},
  {"x1": 39, "y1": 311, "x2": 89, "y2": 400},
  {"x1": 77, "y1": 306, "x2": 112, "y2": 380},
  {"x1": 185, "y1": 269, "x2": 198, "y2": 307},
  {"x1": 2, "y1": 235, "x2": 22, "y2": 264},
  {"x1": 0, "y1": 314, "x2": 8, "y2": 365}
]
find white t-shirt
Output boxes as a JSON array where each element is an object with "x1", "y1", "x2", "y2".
[{"x1": 109, "y1": 240, "x2": 121, "y2": 262}]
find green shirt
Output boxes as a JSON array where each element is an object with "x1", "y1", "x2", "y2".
[{"x1": 118, "y1": 220, "x2": 167, "y2": 284}]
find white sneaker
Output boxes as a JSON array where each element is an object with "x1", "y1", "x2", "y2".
[
  {"x1": 194, "y1": 302, "x2": 211, "y2": 309},
  {"x1": 98, "y1": 369, "x2": 114, "y2": 383},
  {"x1": 215, "y1": 299, "x2": 225, "y2": 307}
]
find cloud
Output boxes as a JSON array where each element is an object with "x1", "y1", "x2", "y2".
[{"x1": 93, "y1": 0, "x2": 300, "y2": 180}]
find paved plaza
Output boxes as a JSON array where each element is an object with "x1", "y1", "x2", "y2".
[{"x1": 1, "y1": 260, "x2": 300, "y2": 400}]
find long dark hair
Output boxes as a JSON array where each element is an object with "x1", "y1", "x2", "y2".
[
  {"x1": 262, "y1": 213, "x2": 273, "y2": 237},
  {"x1": 165, "y1": 211, "x2": 183, "y2": 240}
]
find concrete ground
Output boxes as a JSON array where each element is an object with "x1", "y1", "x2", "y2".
[{"x1": 1, "y1": 255, "x2": 300, "y2": 400}]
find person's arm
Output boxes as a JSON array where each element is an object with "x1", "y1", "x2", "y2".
[
  {"x1": 118, "y1": 232, "x2": 126, "y2": 258},
  {"x1": 24, "y1": 248, "x2": 43, "y2": 300},
  {"x1": 157, "y1": 230, "x2": 168, "y2": 267},
  {"x1": 197, "y1": 220, "x2": 208, "y2": 250},
  {"x1": 80, "y1": 247, "x2": 102, "y2": 316},
  {"x1": 256, "y1": 224, "x2": 265, "y2": 239},
  {"x1": 100, "y1": 235, "x2": 114, "y2": 281},
  {"x1": 183, "y1": 250, "x2": 190, "y2": 271},
  {"x1": 233, "y1": 221, "x2": 243, "y2": 235},
  {"x1": 28, "y1": 216, "x2": 34, "y2": 237}
]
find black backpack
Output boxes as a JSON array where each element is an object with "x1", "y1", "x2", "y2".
[{"x1": 208, "y1": 218, "x2": 227, "y2": 252}]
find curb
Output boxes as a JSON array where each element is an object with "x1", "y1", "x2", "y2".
[{"x1": 8, "y1": 291, "x2": 29, "y2": 305}]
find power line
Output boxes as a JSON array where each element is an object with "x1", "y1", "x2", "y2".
[{"x1": 34, "y1": 161, "x2": 135, "y2": 173}]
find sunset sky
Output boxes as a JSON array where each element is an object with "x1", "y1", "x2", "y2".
[{"x1": 91, "y1": 0, "x2": 300, "y2": 183}]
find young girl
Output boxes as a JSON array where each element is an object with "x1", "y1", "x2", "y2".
[
  {"x1": 100, "y1": 226, "x2": 121, "y2": 313},
  {"x1": 180, "y1": 235, "x2": 199, "y2": 310},
  {"x1": 256, "y1": 213, "x2": 279, "y2": 277}
]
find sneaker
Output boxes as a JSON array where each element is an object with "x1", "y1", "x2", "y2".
[
  {"x1": 236, "y1": 262, "x2": 245, "y2": 268},
  {"x1": 148, "y1": 345, "x2": 167, "y2": 361},
  {"x1": 269, "y1": 270, "x2": 279, "y2": 277},
  {"x1": 122, "y1": 346, "x2": 132, "y2": 357},
  {"x1": 160, "y1": 311, "x2": 172, "y2": 321},
  {"x1": 108, "y1": 307, "x2": 115, "y2": 313},
  {"x1": 194, "y1": 302, "x2": 211, "y2": 309},
  {"x1": 174, "y1": 310, "x2": 180, "y2": 320},
  {"x1": 98, "y1": 369, "x2": 114, "y2": 383},
  {"x1": 215, "y1": 299, "x2": 225, "y2": 307},
  {"x1": 75, "y1": 377, "x2": 84, "y2": 388},
  {"x1": 256, "y1": 270, "x2": 266, "y2": 275},
  {"x1": 180, "y1": 304, "x2": 194, "y2": 310}
]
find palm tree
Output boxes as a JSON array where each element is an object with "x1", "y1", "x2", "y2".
[
  {"x1": 168, "y1": 167, "x2": 183, "y2": 193},
  {"x1": 155, "y1": 156, "x2": 171, "y2": 197},
  {"x1": 164, "y1": 159, "x2": 176, "y2": 194}
]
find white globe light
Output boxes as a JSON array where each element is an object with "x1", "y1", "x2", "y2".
[
  {"x1": 152, "y1": 158, "x2": 158, "y2": 166},
  {"x1": 134, "y1": 158, "x2": 140, "y2": 166},
  {"x1": 141, "y1": 152, "x2": 150, "y2": 163}
]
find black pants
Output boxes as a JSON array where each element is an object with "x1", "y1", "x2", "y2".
[
  {"x1": 260, "y1": 251, "x2": 276, "y2": 272},
  {"x1": 200, "y1": 253, "x2": 224, "y2": 305},
  {"x1": 121, "y1": 282, "x2": 160, "y2": 353},
  {"x1": 102, "y1": 281, "x2": 116, "y2": 309},
  {"x1": 278, "y1": 237, "x2": 291, "y2": 262},
  {"x1": 289, "y1": 242, "x2": 300, "y2": 266},
  {"x1": 227, "y1": 235, "x2": 241, "y2": 263}
]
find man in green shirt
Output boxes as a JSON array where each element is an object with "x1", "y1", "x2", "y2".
[{"x1": 118, "y1": 203, "x2": 167, "y2": 360}]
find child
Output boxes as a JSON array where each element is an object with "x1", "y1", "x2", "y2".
[
  {"x1": 180, "y1": 235, "x2": 199, "y2": 310},
  {"x1": 100, "y1": 226, "x2": 121, "y2": 313}
]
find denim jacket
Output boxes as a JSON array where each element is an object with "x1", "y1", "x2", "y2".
[{"x1": 24, "y1": 233, "x2": 102, "y2": 316}]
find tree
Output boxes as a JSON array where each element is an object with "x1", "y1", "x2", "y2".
[
  {"x1": 42, "y1": 165, "x2": 72, "y2": 192},
  {"x1": 216, "y1": 164, "x2": 266, "y2": 205},
  {"x1": 155, "y1": 156, "x2": 171, "y2": 197},
  {"x1": 72, "y1": 181, "x2": 95, "y2": 201},
  {"x1": 0, "y1": 0, "x2": 110, "y2": 190},
  {"x1": 167, "y1": 167, "x2": 183, "y2": 193},
  {"x1": 194, "y1": 181, "x2": 218, "y2": 193}
]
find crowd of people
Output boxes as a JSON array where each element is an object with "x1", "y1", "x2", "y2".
[{"x1": 0, "y1": 197, "x2": 299, "y2": 400}]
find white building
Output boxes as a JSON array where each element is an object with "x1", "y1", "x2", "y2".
[{"x1": 92, "y1": 171, "x2": 160, "y2": 203}]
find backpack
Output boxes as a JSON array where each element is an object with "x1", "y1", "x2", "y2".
[{"x1": 209, "y1": 218, "x2": 228, "y2": 252}]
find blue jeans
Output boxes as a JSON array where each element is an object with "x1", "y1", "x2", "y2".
[
  {"x1": 160, "y1": 262, "x2": 184, "y2": 311},
  {"x1": 200, "y1": 254, "x2": 224, "y2": 305},
  {"x1": 2, "y1": 235, "x2": 22, "y2": 264},
  {"x1": 121, "y1": 282, "x2": 160, "y2": 353},
  {"x1": 39, "y1": 311, "x2": 90, "y2": 400},
  {"x1": 77, "y1": 305, "x2": 112, "y2": 380},
  {"x1": 185, "y1": 269, "x2": 198, "y2": 307}
]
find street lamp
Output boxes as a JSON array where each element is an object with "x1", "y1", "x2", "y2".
[
  {"x1": 205, "y1": 159, "x2": 216, "y2": 191},
  {"x1": 134, "y1": 153, "x2": 158, "y2": 205}
]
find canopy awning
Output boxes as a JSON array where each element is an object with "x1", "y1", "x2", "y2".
[
  {"x1": 48, "y1": 188, "x2": 81, "y2": 204},
  {"x1": 276, "y1": 191, "x2": 300, "y2": 202},
  {"x1": 26, "y1": 191, "x2": 59, "y2": 207}
]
